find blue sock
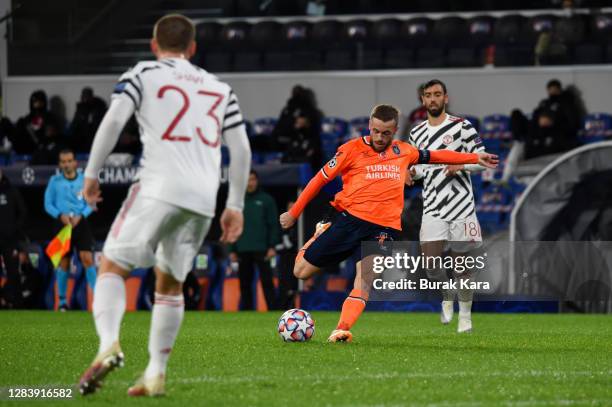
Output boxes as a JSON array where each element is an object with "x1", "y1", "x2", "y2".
[
  {"x1": 56, "y1": 268, "x2": 69, "y2": 306},
  {"x1": 86, "y1": 266, "x2": 97, "y2": 291}
]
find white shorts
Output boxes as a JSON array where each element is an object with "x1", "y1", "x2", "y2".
[
  {"x1": 420, "y1": 213, "x2": 483, "y2": 253},
  {"x1": 103, "y1": 184, "x2": 212, "y2": 282}
]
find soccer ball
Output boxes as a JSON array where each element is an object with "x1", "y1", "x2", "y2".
[{"x1": 278, "y1": 308, "x2": 315, "y2": 342}]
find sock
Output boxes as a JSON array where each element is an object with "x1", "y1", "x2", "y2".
[
  {"x1": 457, "y1": 275, "x2": 474, "y2": 319},
  {"x1": 459, "y1": 300, "x2": 473, "y2": 319},
  {"x1": 85, "y1": 266, "x2": 97, "y2": 291},
  {"x1": 93, "y1": 273, "x2": 126, "y2": 354},
  {"x1": 426, "y1": 268, "x2": 454, "y2": 301},
  {"x1": 144, "y1": 293, "x2": 185, "y2": 379},
  {"x1": 336, "y1": 289, "x2": 368, "y2": 331},
  {"x1": 56, "y1": 267, "x2": 69, "y2": 307}
]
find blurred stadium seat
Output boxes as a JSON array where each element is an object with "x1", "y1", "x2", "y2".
[
  {"x1": 579, "y1": 113, "x2": 612, "y2": 144},
  {"x1": 481, "y1": 114, "x2": 512, "y2": 154},
  {"x1": 347, "y1": 117, "x2": 370, "y2": 141}
]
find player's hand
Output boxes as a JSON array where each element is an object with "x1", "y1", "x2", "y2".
[
  {"x1": 59, "y1": 214, "x2": 71, "y2": 226},
  {"x1": 405, "y1": 167, "x2": 416, "y2": 186},
  {"x1": 266, "y1": 248, "x2": 276, "y2": 259},
  {"x1": 445, "y1": 164, "x2": 465, "y2": 177},
  {"x1": 476, "y1": 152, "x2": 499, "y2": 169},
  {"x1": 83, "y1": 177, "x2": 102, "y2": 206},
  {"x1": 220, "y1": 208, "x2": 244, "y2": 244},
  {"x1": 279, "y1": 212, "x2": 296, "y2": 229},
  {"x1": 70, "y1": 215, "x2": 82, "y2": 227}
]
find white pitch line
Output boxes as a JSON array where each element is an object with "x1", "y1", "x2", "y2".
[
  {"x1": 339, "y1": 399, "x2": 612, "y2": 407},
  {"x1": 95, "y1": 368, "x2": 612, "y2": 386}
]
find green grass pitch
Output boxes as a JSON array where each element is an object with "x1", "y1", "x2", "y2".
[{"x1": 0, "y1": 311, "x2": 611, "y2": 406}]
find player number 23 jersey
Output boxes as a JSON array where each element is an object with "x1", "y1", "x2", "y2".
[{"x1": 112, "y1": 58, "x2": 245, "y2": 216}]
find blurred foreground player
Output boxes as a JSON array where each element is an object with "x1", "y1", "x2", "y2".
[
  {"x1": 407, "y1": 79, "x2": 487, "y2": 333},
  {"x1": 279, "y1": 104, "x2": 498, "y2": 342},
  {"x1": 78, "y1": 14, "x2": 250, "y2": 396}
]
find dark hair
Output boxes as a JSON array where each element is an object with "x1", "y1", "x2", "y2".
[
  {"x1": 153, "y1": 14, "x2": 195, "y2": 52},
  {"x1": 421, "y1": 79, "x2": 448, "y2": 95},
  {"x1": 370, "y1": 104, "x2": 400, "y2": 124},
  {"x1": 58, "y1": 148, "x2": 75, "y2": 159},
  {"x1": 250, "y1": 169, "x2": 258, "y2": 178},
  {"x1": 547, "y1": 79, "x2": 562, "y2": 89}
]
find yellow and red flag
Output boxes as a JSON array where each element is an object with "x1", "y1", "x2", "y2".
[{"x1": 45, "y1": 225, "x2": 72, "y2": 268}]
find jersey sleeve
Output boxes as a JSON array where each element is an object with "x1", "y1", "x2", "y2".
[
  {"x1": 320, "y1": 143, "x2": 352, "y2": 181},
  {"x1": 222, "y1": 90, "x2": 245, "y2": 134},
  {"x1": 112, "y1": 67, "x2": 144, "y2": 109},
  {"x1": 461, "y1": 120, "x2": 485, "y2": 153}
]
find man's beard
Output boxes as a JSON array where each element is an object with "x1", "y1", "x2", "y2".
[
  {"x1": 372, "y1": 140, "x2": 391, "y2": 153},
  {"x1": 427, "y1": 104, "x2": 444, "y2": 117}
]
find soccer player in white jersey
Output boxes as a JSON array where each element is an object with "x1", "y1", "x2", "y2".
[
  {"x1": 407, "y1": 79, "x2": 486, "y2": 333},
  {"x1": 77, "y1": 14, "x2": 251, "y2": 396}
]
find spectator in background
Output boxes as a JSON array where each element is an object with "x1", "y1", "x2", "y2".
[
  {"x1": 49, "y1": 95, "x2": 68, "y2": 134},
  {"x1": 31, "y1": 116, "x2": 66, "y2": 165},
  {"x1": 12, "y1": 90, "x2": 56, "y2": 155},
  {"x1": 44, "y1": 149, "x2": 97, "y2": 311},
  {"x1": 271, "y1": 85, "x2": 323, "y2": 170},
  {"x1": 70, "y1": 87, "x2": 107, "y2": 153},
  {"x1": 399, "y1": 86, "x2": 428, "y2": 142},
  {"x1": 0, "y1": 169, "x2": 27, "y2": 309},
  {"x1": 529, "y1": 79, "x2": 584, "y2": 156},
  {"x1": 0, "y1": 117, "x2": 13, "y2": 154},
  {"x1": 229, "y1": 170, "x2": 280, "y2": 310},
  {"x1": 276, "y1": 201, "x2": 298, "y2": 309},
  {"x1": 502, "y1": 79, "x2": 585, "y2": 182}
]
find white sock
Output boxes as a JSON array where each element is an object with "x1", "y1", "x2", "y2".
[
  {"x1": 144, "y1": 293, "x2": 185, "y2": 379},
  {"x1": 459, "y1": 300, "x2": 473, "y2": 319},
  {"x1": 93, "y1": 273, "x2": 126, "y2": 354}
]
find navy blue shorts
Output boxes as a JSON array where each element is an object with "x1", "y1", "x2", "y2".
[{"x1": 303, "y1": 210, "x2": 400, "y2": 268}]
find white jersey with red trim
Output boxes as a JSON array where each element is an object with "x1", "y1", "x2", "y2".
[{"x1": 112, "y1": 57, "x2": 245, "y2": 217}]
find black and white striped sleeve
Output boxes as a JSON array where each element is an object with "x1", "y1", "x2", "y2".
[
  {"x1": 111, "y1": 68, "x2": 143, "y2": 109},
  {"x1": 222, "y1": 90, "x2": 245, "y2": 134},
  {"x1": 461, "y1": 120, "x2": 485, "y2": 153}
]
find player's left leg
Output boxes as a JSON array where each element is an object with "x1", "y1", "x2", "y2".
[
  {"x1": 449, "y1": 214, "x2": 483, "y2": 333},
  {"x1": 79, "y1": 250, "x2": 97, "y2": 291},
  {"x1": 129, "y1": 211, "x2": 212, "y2": 397},
  {"x1": 128, "y1": 267, "x2": 183, "y2": 397},
  {"x1": 56, "y1": 256, "x2": 70, "y2": 311},
  {"x1": 328, "y1": 259, "x2": 372, "y2": 342},
  {"x1": 329, "y1": 223, "x2": 400, "y2": 342}
]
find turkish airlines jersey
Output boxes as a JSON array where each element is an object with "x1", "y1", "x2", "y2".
[
  {"x1": 112, "y1": 57, "x2": 245, "y2": 217},
  {"x1": 322, "y1": 136, "x2": 426, "y2": 230}
]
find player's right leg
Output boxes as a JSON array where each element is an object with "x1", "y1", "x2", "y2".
[
  {"x1": 78, "y1": 257, "x2": 130, "y2": 395},
  {"x1": 421, "y1": 240, "x2": 454, "y2": 324},
  {"x1": 79, "y1": 187, "x2": 162, "y2": 396}
]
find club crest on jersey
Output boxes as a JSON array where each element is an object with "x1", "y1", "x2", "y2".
[
  {"x1": 392, "y1": 145, "x2": 400, "y2": 155},
  {"x1": 442, "y1": 134, "x2": 454, "y2": 145}
]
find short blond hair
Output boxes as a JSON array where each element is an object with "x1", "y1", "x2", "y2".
[
  {"x1": 370, "y1": 104, "x2": 400, "y2": 125},
  {"x1": 153, "y1": 14, "x2": 195, "y2": 52}
]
